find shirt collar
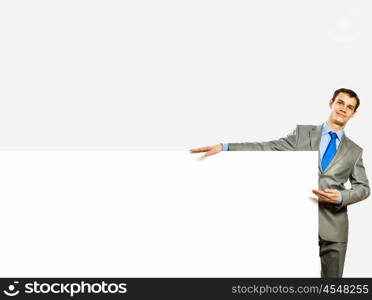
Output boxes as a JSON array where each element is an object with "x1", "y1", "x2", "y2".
[{"x1": 322, "y1": 122, "x2": 344, "y2": 141}]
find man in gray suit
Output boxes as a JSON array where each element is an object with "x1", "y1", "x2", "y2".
[{"x1": 190, "y1": 88, "x2": 370, "y2": 278}]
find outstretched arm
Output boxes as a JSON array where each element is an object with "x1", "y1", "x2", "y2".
[
  {"x1": 227, "y1": 126, "x2": 298, "y2": 151},
  {"x1": 190, "y1": 126, "x2": 299, "y2": 158}
]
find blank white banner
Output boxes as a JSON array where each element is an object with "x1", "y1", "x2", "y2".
[{"x1": 0, "y1": 151, "x2": 318, "y2": 277}]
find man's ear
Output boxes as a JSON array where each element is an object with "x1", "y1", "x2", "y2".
[{"x1": 329, "y1": 99, "x2": 334, "y2": 109}]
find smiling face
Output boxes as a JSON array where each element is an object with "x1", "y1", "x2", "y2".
[{"x1": 328, "y1": 92, "x2": 357, "y2": 127}]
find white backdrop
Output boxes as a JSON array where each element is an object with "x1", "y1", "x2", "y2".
[
  {"x1": 0, "y1": 151, "x2": 318, "y2": 277},
  {"x1": 0, "y1": 0, "x2": 371, "y2": 276}
]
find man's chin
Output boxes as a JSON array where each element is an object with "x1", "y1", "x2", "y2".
[{"x1": 333, "y1": 118, "x2": 347, "y2": 126}]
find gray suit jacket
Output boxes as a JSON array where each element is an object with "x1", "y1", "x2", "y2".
[{"x1": 228, "y1": 124, "x2": 370, "y2": 242}]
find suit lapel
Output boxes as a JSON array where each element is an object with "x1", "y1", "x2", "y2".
[{"x1": 309, "y1": 124, "x2": 323, "y2": 172}]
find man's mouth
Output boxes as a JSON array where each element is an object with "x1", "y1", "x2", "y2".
[{"x1": 336, "y1": 112, "x2": 346, "y2": 118}]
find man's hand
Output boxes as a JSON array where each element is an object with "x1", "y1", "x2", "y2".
[
  {"x1": 312, "y1": 189, "x2": 341, "y2": 204},
  {"x1": 190, "y1": 144, "x2": 223, "y2": 158}
]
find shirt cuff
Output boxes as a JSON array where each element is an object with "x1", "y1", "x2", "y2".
[{"x1": 221, "y1": 143, "x2": 229, "y2": 151}]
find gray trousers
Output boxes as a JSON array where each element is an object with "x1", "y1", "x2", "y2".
[{"x1": 319, "y1": 236, "x2": 347, "y2": 278}]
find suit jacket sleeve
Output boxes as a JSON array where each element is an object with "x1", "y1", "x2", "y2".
[
  {"x1": 227, "y1": 126, "x2": 298, "y2": 151},
  {"x1": 339, "y1": 150, "x2": 370, "y2": 208}
]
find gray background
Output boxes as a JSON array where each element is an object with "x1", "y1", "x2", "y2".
[{"x1": 0, "y1": 0, "x2": 371, "y2": 276}]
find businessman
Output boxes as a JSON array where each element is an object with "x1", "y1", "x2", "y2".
[{"x1": 190, "y1": 88, "x2": 370, "y2": 278}]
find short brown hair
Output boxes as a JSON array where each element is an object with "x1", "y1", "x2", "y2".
[{"x1": 331, "y1": 88, "x2": 360, "y2": 111}]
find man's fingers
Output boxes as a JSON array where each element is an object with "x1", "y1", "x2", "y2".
[
  {"x1": 203, "y1": 149, "x2": 217, "y2": 157},
  {"x1": 313, "y1": 192, "x2": 333, "y2": 202},
  {"x1": 315, "y1": 189, "x2": 339, "y2": 197},
  {"x1": 324, "y1": 189, "x2": 338, "y2": 194},
  {"x1": 313, "y1": 189, "x2": 334, "y2": 196},
  {"x1": 312, "y1": 191, "x2": 325, "y2": 197},
  {"x1": 190, "y1": 146, "x2": 211, "y2": 153},
  {"x1": 312, "y1": 190, "x2": 336, "y2": 203},
  {"x1": 192, "y1": 144, "x2": 222, "y2": 157},
  {"x1": 312, "y1": 190, "x2": 324, "y2": 197},
  {"x1": 313, "y1": 190, "x2": 330, "y2": 198},
  {"x1": 320, "y1": 195, "x2": 334, "y2": 202},
  {"x1": 312, "y1": 190, "x2": 327, "y2": 198}
]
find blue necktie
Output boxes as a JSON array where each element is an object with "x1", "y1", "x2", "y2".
[{"x1": 321, "y1": 132, "x2": 338, "y2": 171}]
